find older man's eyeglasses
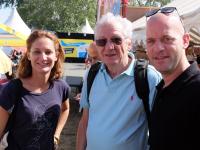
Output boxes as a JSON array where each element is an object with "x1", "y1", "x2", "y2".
[{"x1": 95, "y1": 37, "x2": 123, "y2": 47}]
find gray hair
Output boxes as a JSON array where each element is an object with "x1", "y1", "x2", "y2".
[{"x1": 94, "y1": 13, "x2": 133, "y2": 41}]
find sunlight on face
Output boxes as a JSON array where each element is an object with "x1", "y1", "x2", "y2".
[
  {"x1": 28, "y1": 37, "x2": 57, "y2": 74},
  {"x1": 146, "y1": 14, "x2": 189, "y2": 75},
  {"x1": 95, "y1": 23, "x2": 130, "y2": 67}
]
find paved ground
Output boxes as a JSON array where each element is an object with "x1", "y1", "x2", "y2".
[
  {"x1": 58, "y1": 62, "x2": 85, "y2": 150},
  {"x1": 63, "y1": 63, "x2": 86, "y2": 77},
  {"x1": 58, "y1": 100, "x2": 81, "y2": 150}
]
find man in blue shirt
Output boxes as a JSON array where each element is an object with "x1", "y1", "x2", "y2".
[{"x1": 76, "y1": 13, "x2": 161, "y2": 150}]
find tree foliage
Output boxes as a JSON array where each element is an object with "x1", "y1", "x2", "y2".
[
  {"x1": 1, "y1": 0, "x2": 173, "y2": 32},
  {"x1": 0, "y1": 0, "x2": 23, "y2": 7},
  {"x1": 16, "y1": 0, "x2": 97, "y2": 32},
  {"x1": 129, "y1": 0, "x2": 173, "y2": 7}
]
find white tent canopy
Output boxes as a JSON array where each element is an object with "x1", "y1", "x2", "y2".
[
  {"x1": 132, "y1": 0, "x2": 200, "y2": 44},
  {"x1": 0, "y1": 7, "x2": 31, "y2": 36},
  {"x1": 81, "y1": 18, "x2": 94, "y2": 34}
]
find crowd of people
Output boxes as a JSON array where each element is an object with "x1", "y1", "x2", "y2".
[
  {"x1": 0, "y1": 48, "x2": 13, "y2": 86},
  {"x1": 0, "y1": 48, "x2": 23, "y2": 87},
  {"x1": 9, "y1": 49, "x2": 23, "y2": 73},
  {"x1": 1, "y1": 6, "x2": 200, "y2": 150}
]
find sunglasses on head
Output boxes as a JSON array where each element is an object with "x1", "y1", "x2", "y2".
[
  {"x1": 145, "y1": 7, "x2": 177, "y2": 17},
  {"x1": 145, "y1": 7, "x2": 185, "y2": 31},
  {"x1": 95, "y1": 37, "x2": 123, "y2": 47}
]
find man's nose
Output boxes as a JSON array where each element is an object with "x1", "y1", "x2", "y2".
[
  {"x1": 105, "y1": 40, "x2": 115, "y2": 49},
  {"x1": 154, "y1": 40, "x2": 164, "y2": 51}
]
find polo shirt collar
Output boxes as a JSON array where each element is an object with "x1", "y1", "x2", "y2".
[
  {"x1": 99, "y1": 52, "x2": 135, "y2": 77},
  {"x1": 123, "y1": 53, "x2": 135, "y2": 76}
]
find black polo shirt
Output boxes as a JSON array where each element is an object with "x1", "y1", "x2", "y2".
[{"x1": 149, "y1": 62, "x2": 200, "y2": 150}]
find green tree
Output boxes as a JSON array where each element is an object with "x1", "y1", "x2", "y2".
[
  {"x1": 16, "y1": 0, "x2": 97, "y2": 32},
  {"x1": 129, "y1": 0, "x2": 173, "y2": 7},
  {"x1": 0, "y1": 0, "x2": 23, "y2": 7}
]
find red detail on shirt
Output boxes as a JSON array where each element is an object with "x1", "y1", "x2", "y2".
[{"x1": 131, "y1": 95, "x2": 134, "y2": 101}]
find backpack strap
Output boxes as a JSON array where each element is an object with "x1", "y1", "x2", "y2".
[
  {"x1": 134, "y1": 59, "x2": 151, "y2": 126},
  {"x1": 87, "y1": 62, "x2": 101, "y2": 103},
  {"x1": 86, "y1": 59, "x2": 151, "y2": 127}
]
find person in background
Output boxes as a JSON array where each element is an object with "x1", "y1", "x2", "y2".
[
  {"x1": 194, "y1": 46, "x2": 200, "y2": 68},
  {"x1": 185, "y1": 45, "x2": 196, "y2": 64},
  {"x1": 74, "y1": 41, "x2": 100, "y2": 101},
  {"x1": 76, "y1": 12, "x2": 161, "y2": 150},
  {"x1": 0, "y1": 48, "x2": 13, "y2": 86},
  {"x1": 196, "y1": 54, "x2": 200, "y2": 68},
  {"x1": 11, "y1": 50, "x2": 22, "y2": 65},
  {"x1": 85, "y1": 41, "x2": 100, "y2": 68},
  {"x1": 0, "y1": 30, "x2": 70, "y2": 149},
  {"x1": 10, "y1": 50, "x2": 23, "y2": 76},
  {"x1": 146, "y1": 7, "x2": 200, "y2": 150}
]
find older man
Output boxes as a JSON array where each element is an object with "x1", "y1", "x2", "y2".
[
  {"x1": 76, "y1": 13, "x2": 161, "y2": 150},
  {"x1": 146, "y1": 7, "x2": 200, "y2": 150}
]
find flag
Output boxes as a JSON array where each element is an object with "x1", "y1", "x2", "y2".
[
  {"x1": 122, "y1": 0, "x2": 128, "y2": 4},
  {"x1": 97, "y1": 0, "x2": 122, "y2": 21},
  {"x1": 111, "y1": 0, "x2": 121, "y2": 15}
]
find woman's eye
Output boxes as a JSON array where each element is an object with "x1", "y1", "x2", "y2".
[
  {"x1": 45, "y1": 51, "x2": 54, "y2": 55},
  {"x1": 32, "y1": 51, "x2": 41, "y2": 55}
]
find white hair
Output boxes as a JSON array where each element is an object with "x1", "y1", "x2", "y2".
[{"x1": 94, "y1": 13, "x2": 133, "y2": 41}]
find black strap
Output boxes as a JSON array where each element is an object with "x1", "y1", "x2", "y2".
[
  {"x1": 87, "y1": 62, "x2": 101, "y2": 103},
  {"x1": 134, "y1": 59, "x2": 151, "y2": 126},
  {"x1": 5, "y1": 79, "x2": 22, "y2": 132}
]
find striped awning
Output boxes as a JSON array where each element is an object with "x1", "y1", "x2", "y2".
[
  {"x1": 0, "y1": 23, "x2": 27, "y2": 46},
  {"x1": 189, "y1": 28, "x2": 200, "y2": 44}
]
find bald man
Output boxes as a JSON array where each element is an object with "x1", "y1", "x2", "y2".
[{"x1": 146, "y1": 7, "x2": 200, "y2": 150}]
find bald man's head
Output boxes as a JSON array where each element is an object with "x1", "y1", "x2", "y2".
[
  {"x1": 145, "y1": 11, "x2": 190, "y2": 77},
  {"x1": 146, "y1": 13, "x2": 185, "y2": 35}
]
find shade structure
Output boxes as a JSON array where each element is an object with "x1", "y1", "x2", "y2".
[
  {"x1": 0, "y1": 48, "x2": 12, "y2": 75},
  {"x1": 0, "y1": 23, "x2": 27, "y2": 47},
  {"x1": 189, "y1": 27, "x2": 200, "y2": 44},
  {"x1": 81, "y1": 18, "x2": 94, "y2": 34},
  {"x1": 132, "y1": 0, "x2": 200, "y2": 44}
]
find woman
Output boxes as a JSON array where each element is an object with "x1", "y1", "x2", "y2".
[{"x1": 0, "y1": 30, "x2": 70, "y2": 149}]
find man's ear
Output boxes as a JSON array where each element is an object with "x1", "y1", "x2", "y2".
[{"x1": 183, "y1": 33, "x2": 190, "y2": 49}]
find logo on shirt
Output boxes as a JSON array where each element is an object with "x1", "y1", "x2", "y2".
[{"x1": 130, "y1": 95, "x2": 135, "y2": 101}]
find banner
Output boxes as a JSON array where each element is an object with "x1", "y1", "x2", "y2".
[
  {"x1": 97, "y1": 0, "x2": 121, "y2": 21},
  {"x1": 111, "y1": 0, "x2": 121, "y2": 15},
  {"x1": 57, "y1": 32, "x2": 94, "y2": 59}
]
